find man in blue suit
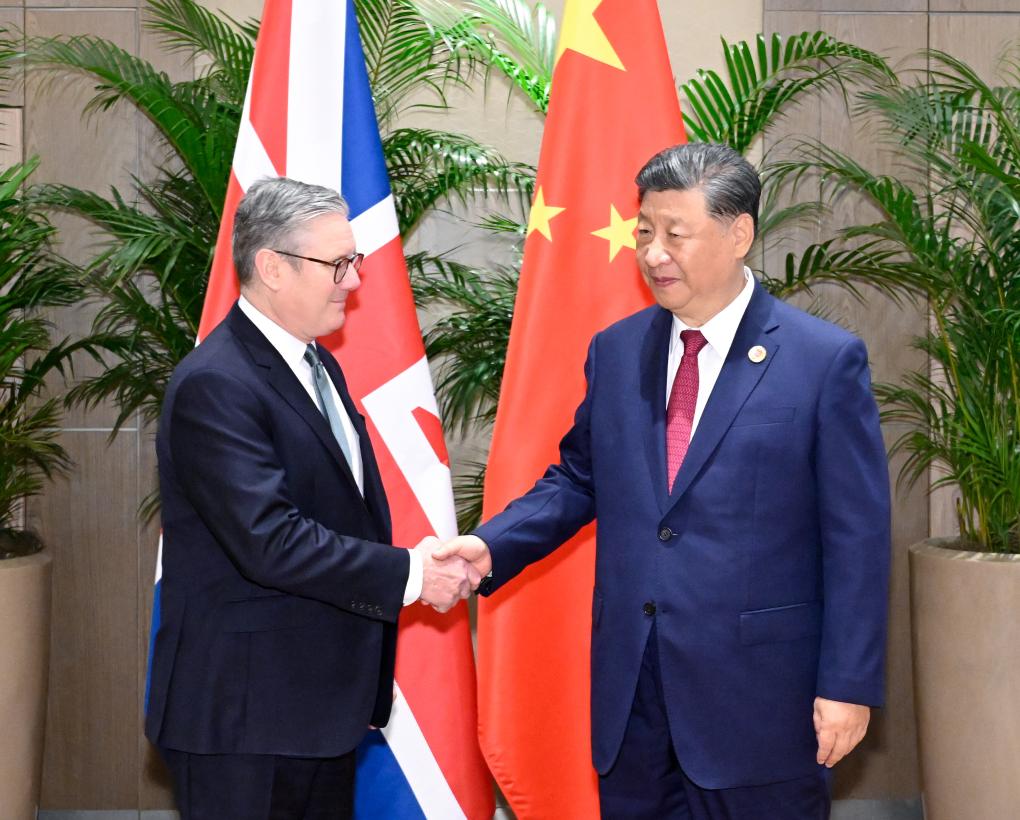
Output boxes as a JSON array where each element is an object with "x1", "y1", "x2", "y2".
[
  {"x1": 437, "y1": 143, "x2": 891, "y2": 818},
  {"x1": 147, "y1": 177, "x2": 476, "y2": 819}
]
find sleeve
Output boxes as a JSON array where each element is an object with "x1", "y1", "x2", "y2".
[
  {"x1": 168, "y1": 367, "x2": 410, "y2": 623},
  {"x1": 814, "y1": 337, "x2": 892, "y2": 706},
  {"x1": 475, "y1": 336, "x2": 599, "y2": 594},
  {"x1": 402, "y1": 548, "x2": 423, "y2": 605}
]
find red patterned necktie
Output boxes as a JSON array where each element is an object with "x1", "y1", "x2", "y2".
[{"x1": 666, "y1": 329, "x2": 708, "y2": 491}]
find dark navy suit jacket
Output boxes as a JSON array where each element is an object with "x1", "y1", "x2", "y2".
[
  {"x1": 145, "y1": 303, "x2": 409, "y2": 757},
  {"x1": 476, "y1": 283, "x2": 891, "y2": 789}
]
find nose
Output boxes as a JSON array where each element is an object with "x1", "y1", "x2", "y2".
[
  {"x1": 643, "y1": 238, "x2": 670, "y2": 268},
  {"x1": 341, "y1": 266, "x2": 361, "y2": 292}
]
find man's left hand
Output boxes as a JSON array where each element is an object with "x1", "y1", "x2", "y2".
[{"x1": 814, "y1": 697, "x2": 870, "y2": 768}]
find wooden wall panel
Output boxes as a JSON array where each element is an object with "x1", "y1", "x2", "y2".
[
  {"x1": 25, "y1": 6, "x2": 141, "y2": 432},
  {"x1": 930, "y1": 13, "x2": 1020, "y2": 82},
  {"x1": 0, "y1": 107, "x2": 22, "y2": 169},
  {"x1": 135, "y1": 14, "x2": 190, "y2": 809},
  {"x1": 761, "y1": 11, "x2": 822, "y2": 285},
  {"x1": 23, "y1": 5, "x2": 144, "y2": 811},
  {"x1": 767, "y1": 0, "x2": 926, "y2": 9},
  {"x1": 27, "y1": 0, "x2": 136, "y2": 8},
  {"x1": 0, "y1": 7, "x2": 24, "y2": 107},
  {"x1": 27, "y1": 431, "x2": 140, "y2": 808},
  {"x1": 931, "y1": 0, "x2": 1020, "y2": 11}
]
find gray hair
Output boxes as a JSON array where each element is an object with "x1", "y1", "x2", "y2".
[
  {"x1": 635, "y1": 143, "x2": 760, "y2": 234},
  {"x1": 233, "y1": 176, "x2": 350, "y2": 285}
]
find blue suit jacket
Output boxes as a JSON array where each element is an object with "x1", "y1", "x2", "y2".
[
  {"x1": 145, "y1": 303, "x2": 409, "y2": 757},
  {"x1": 476, "y1": 283, "x2": 891, "y2": 789}
]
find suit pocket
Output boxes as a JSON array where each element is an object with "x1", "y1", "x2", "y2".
[
  {"x1": 221, "y1": 595, "x2": 323, "y2": 633},
  {"x1": 739, "y1": 600, "x2": 822, "y2": 645},
  {"x1": 731, "y1": 406, "x2": 796, "y2": 427},
  {"x1": 592, "y1": 589, "x2": 603, "y2": 630}
]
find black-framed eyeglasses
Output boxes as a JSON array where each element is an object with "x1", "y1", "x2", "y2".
[{"x1": 272, "y1": 249, "x2": 365, "y2": 284}]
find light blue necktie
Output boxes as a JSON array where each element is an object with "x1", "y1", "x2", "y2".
[{"x1": 304, "y1": 343, "x2": 355, "y2": 470}]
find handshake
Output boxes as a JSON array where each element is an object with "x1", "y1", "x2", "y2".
[{"x1": 412, "y1": 535, "x2": 492, "y2": 613}]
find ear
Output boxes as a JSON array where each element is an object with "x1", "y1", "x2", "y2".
[
  {"x1": 253, "y1": 248, "x2": 285, "y2": 293},
  {"x1": 730, "y1": 213, "x2": 755, "y2": 258}
]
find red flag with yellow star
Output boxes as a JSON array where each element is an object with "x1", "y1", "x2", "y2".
[{"x1": 477, "y1": 1, "x2": 685, "y2": 816}]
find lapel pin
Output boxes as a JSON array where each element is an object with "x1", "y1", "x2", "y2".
[{"x1": 748, "y1": 345, "x2": 767, "y2": 363}]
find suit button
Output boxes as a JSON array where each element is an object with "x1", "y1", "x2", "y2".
[
  {"x1": 658, "y1": 527, "x2": 672, "y2": 541},
  {"x1": 643, "y1": 602, "x2": 656, "y2": 616}
]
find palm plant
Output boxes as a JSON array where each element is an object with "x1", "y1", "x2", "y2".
[
  {"x1": 771, "y1": 48, "x2": 1020, "y2": 551},
  {"x1": 27, "y1": 0, "x2": 253, "y2": 432},
  {"x1": 0, "y1": 158, "x2": 86, "y2": 558},
  {"x1": 26, "y1": 0, "x2": 528, "y2": 437}
]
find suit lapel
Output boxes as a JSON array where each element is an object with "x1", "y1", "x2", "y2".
[
  {"x1": 667, "y1": 283, "x2": 781, "y2": 506},
  {"x1": 318, "y1": 348, "x2": 392, "y2": 542},
  {"x1": 639, "y1": 308, "x2": 675, "y2": 515},
  {"x1": 227, "y1": 305, "x2": 364, "y2": 499}
]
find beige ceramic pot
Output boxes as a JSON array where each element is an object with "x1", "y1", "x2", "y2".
[
  {"x1": 0, "y1": 547, "x2": 53, "y2": 820},
  {"x1": 910, "y1": 539, "x2": 1020, "y2": 820}
]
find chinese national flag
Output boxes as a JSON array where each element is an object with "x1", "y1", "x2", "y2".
[{"x1": 476, "y1": 1, "x2": 685, "y2": 817}]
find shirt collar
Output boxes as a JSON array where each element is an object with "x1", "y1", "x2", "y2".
[
  {"x1": 238, "y1": 294, "x2": 312, "y2": 372},
  {"x1": 671, "y1": 267, "x2": 755, "y2": 359}
]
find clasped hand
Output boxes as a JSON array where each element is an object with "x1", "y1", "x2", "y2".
[{"x1": 414, "y1": 535, "x2": 492, "y2": 613}]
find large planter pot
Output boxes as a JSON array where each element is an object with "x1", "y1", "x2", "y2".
[
  {"x1": 909, "y1": 539, "x2": 1020, "y2": 820},
  {"x1": 0, "y1": 548, "x2": 53, "y2": 820}
]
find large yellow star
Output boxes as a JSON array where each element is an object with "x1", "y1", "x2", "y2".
[
  {"x1": 591, "y1": 204, "x2": 637, "y2": 261},
  {"x1": 527, "y1": 186, "x2": 566, "y2": 242},
  {"x1": 555, "y1": 0, "x2": 625, "y2": 71}
]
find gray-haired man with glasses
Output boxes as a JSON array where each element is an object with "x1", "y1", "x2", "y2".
[{"x1": 147, "y1": 176, "x2": 477, "y2": 819}]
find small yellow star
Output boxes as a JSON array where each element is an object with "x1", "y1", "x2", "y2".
[
  {"x1": 591, "y1": 205, "x2": 637, "y2": 261},
  {"x1": 556, "y1": 0, "x2": 625, "y2": 71},
  {"x1": 527, "y1": 186, "x2": 566, "y2": 242}
]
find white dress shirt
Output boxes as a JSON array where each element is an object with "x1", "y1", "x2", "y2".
[
  {"x1": 238, "y1": 296, "x2": 423, "y2": 605},
  {"x1": 665, "y1": 268, "x2": 756, "y2": 438}
]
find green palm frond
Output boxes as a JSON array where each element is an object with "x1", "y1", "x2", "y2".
[
  {"x1": 475, "y1": 211, "x2": 526, "y2": 234},
  {"x1": 0, "y1": 158, "x2": 87, "y2": 529},
  {"x1": 407, "y1": 252, "x2": 516, "y2": 435},
  {"x1": 415, "y1": 0, "x2": 556, "y2": 113},
  {"x1": 144, "y1": 0, "x2": 256, "y2": 101},
  {"x1": 356, "y1": 0, "x2": 468, "y2": 127},
  {"x1": 452, "y1": 459, "x2": 488, "y2": 532},
  {"x1": 66, "y1": 276, "x2": 196, "y2": 432},
  {"x1": 760, "y1": 239, "x2": 911, "y2": 303},
  {"x1": 756, "y1": 200, "x2": 824, "y2": 244},
  {"x1": 384, "y1": 127, "x2": 534, "y2": 233},
  {"x1": 682, "y1": 31, "x2": 893, "y2": 153}
]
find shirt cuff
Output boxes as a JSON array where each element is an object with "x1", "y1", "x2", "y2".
[{"x1": 402, "y1": 547, "x2": 424, "y2": 606}]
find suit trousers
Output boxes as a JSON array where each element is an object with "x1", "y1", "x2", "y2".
[
  {"x1": 598, "y1": 622, "x2": 833, "y2": 820},
  {"x1": 158, "y1": 746, "x2": 356, "y2": 820}
]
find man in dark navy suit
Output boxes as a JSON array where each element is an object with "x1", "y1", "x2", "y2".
[
  {"x1": 146, "y1": 177, "x2": 476, "y2": 819},
  {"x1": 437, "y1": 143, "x2": 891, "y2": 819}
]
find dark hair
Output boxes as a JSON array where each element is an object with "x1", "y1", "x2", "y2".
[
  {"x1": 232, "y1": 177, "x2": 349, "y2": 285},
  {"x1": 635, "y1": 143, "x2": 760, "y2": 234}
]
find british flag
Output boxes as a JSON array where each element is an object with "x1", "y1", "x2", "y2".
[{"x1": 147, "y1": 1, "x2": 493, "y2": 816}]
